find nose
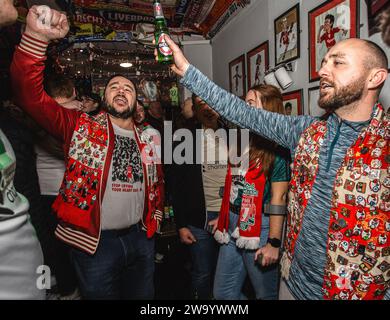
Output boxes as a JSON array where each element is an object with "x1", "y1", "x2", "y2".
[{"x1": 318, "y1": 61, "x2": 330, "y2": 79}]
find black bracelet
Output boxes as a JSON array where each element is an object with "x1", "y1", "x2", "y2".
[{"x1": 267, "y1": 237, "x2": 281, "y2": 248}]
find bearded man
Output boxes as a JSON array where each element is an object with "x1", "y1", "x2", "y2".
[
  {"x1": 11, "y1": 6, "x2": 163, "y2": 299},
  {"x1": 160, "y1": 35, "x2": 389, "y2": 300}
]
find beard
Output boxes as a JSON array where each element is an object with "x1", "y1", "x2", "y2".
[
  {"x1": 102, "y1": 96, "x2": 135, "y2": 119},
  {"x1": 318, "y1": 76, "x2": 365, "y2": 113}
]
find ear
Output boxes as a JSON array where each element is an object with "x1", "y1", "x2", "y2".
[{"x1": 367, "y1": 68, "x2": 388, "y2": 90}]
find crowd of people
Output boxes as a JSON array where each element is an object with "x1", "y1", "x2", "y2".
[{"x1": 0, "y1": 1, "x2": 389, "y2": 300}]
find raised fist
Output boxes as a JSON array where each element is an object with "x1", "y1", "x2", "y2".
[{"x1": 25, "y1": 5, "x2": 69, "y2": 42}]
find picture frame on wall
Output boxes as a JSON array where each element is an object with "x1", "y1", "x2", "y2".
[
  {"x1": 229, "y1": 54, "x2": 246, "y2": 98},
  {"x1": 308, "y1": 0, "x2": 360, "y2": 82},
  {"x1": 246, "y1": 41, "x2": 269, "y2": 90},
  {"x1": 366, "y1": 0, "x2": 390, "y2": 36},
  {"x1": 308, "y1": 86, "x2": 326, "y2": 117},
  {"x1": 282, "y1": 89, "x2": 303, "y2": 116},
  {"x1": 274, "y1": 4, "x2": 300, "y2": 66}
]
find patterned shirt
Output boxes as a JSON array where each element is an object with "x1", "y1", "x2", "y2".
[{"x1": 180, "y1": 65, "x2": 389, "y2": 300}]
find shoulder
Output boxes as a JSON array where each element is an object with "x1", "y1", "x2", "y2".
[{"x1": 271, "y1": 151, "x2": 291, "y2": 182}]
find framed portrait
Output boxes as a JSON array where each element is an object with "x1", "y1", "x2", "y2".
[
  {"x1": 282, "y1": 89, "x2": 303, "y2": 116},
  {"x1": 229, "y1": 54, "x2": 246, "y2": 98},
  {"x1": 308, "y1": 86, "x2": 326, "y2": 117},
  {"x1": 246, "y1": 41, "x2": 269, "y2": 90},
  {"x1": 274, "y1": 4, "x2": 300, "y2": 66},
  {"x1": 366, "y1": 0, "x2": 390, "y2": 35},
  {"x1": 309, "y1": 0, "x2": 360, "y2": 82}
]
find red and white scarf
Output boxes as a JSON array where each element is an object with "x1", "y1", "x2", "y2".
[{"x1": 215, "y1": 163, "x2": 266, "y2": 249}]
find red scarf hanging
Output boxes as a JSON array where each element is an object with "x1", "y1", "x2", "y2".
[{"x1": 215, "y1": 163, "x2": 266, "y2": 249}]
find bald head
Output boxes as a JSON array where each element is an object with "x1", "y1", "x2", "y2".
[
  {"x1": 336, "y1": 38, "x2": 388, "y2": 71},
  {"x1": 361, "y1": 39, "x2": 388, "y2": 71}
]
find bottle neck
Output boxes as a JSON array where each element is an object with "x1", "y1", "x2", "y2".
[
  {"x1": 155, "y1": 19, "x2": 167, "y2": 29},
  {"x1": 154, "y1": 2, "x2": 165, "y2": 19}
]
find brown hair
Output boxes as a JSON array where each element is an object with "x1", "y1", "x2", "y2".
[
  {"x1": 44, "y1": 75, "x2": 75, "y2": 100},
  {"x1": 248, "y1": 84, "x2": 285, "y2": 178}
]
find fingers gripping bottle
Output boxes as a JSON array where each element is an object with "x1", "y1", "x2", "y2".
[{"x1": 154, "y1": 0, "x2": 174, "y2": 64}]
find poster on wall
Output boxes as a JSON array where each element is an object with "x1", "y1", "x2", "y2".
[
  {"x1": 308, "y1": 0, "x2": 359, "y2": 82},
  {"x1": 308, "y1": 86, "x2": 326, "y2": 117},
  {"x1": 274, "y1": 4, "x2": 300, "y2": 66},
  {"x1": 246, "y1": 41, "x2": 269, "y2": 89},
  {"x1": 282, "y1": 89, "x2": 303, "y2": 116},
  {"x1": 366, "y1": 0, "x2": 390, "y2": 35},
  {"x1": 229, "y1": 54, "x2": 246, "y2": 98}
]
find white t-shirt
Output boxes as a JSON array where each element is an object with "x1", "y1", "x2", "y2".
[
  {"x1": 201, "y1": 128, "x2": 228, "y2": 212},
  {"x1": 35, "y1": 144, "x2": 65, "y2": 196},
  {"x1": 100, "y1": 124, "x2": 145, "y2": 230}
]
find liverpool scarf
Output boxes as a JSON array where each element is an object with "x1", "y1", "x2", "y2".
[{"x1": 215, "y1": 163, "x2": 266, "y2": 249}]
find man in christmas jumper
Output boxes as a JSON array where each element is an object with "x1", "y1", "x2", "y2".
[
  {"x1": 159, "y1": 35, "x2": 389, "y2": 300},
  {"x1": 11, "y1": 6, "x2": 164, "y2": 299}
]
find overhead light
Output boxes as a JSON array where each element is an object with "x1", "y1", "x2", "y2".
[
  {"x1": 77, "y1": 71, "x2": 81, "y2": 74},
  {"x1": 67, "y1": 58, "x2": 71, "y2": 61},
  {"x1": 120, "y1": 62, "x2": 133, "y2": 68},
  {"x1": 80, "y1": 49, "x2": 83, "y2": 53}
]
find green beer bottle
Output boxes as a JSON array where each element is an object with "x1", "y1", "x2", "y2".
[{"x1": 154, "y1": 0, "x2": 174, "y2": 64}]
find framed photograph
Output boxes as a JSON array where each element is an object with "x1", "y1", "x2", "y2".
[
  {"x1": 246, "y1": 41, "x2": 269, "y2": 90},
  {"x1": 282, "y1": 89, "x2": 303, "y2": 116},
  {"x1": 229, "y1": 54, "x2": 246, "y2": 98},
  {"x1": 274, "y1": 4, "x2": 300, "y2": 66},
  {"x1": 309, "y1": 0, "x2": 360, "y2": 82},
  {"x1": 366, "y1": 0, "x2": 390, "y2": 36},
  {"x1": 308, "y1": 86, "x2": 326, "y2": 117}
]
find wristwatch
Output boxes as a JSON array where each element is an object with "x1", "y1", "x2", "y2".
[{"x1": 267, "y1": 237, "x2": 282, "y2": 248}]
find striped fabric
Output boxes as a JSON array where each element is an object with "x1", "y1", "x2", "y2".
[
  {"x1": 55, "y1": 225, "x2": 99, "y2": 255},
  {"x1": 19, "y1": 33, "x2": 48, "y2": 58}
]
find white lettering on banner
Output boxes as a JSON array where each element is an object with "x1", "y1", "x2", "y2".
[{"x1": 6, "y1": 186, "x2": 17, "y2": 203}]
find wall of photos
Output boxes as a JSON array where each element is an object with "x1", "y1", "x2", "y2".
[{"x1": 210, "y1": 0, "x2": 390, "y2": 116}]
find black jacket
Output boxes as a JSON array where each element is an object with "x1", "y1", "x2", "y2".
[{"x1": 171, "y1": 121, "x2": 225, "y2": 230}]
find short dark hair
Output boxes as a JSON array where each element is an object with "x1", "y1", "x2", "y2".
[
  {"x1": 362, "y1": 39, "x2": 389, "y2": 70},
  {"x1": 325, "y1": 14, "x2": 335, "y2": 25},
  {"x1": 103, "y1": 74, "x2": 137, "y2": 97},
  {"x1": 285, "y1": 102, "x2": 292, "y2": 109},
  {"x1": 45, "y1": 75, "x2": 75, "y2": 99}
]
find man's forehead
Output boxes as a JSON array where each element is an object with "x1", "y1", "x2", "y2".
[{"x1": 108, "y1": 76, "x2": 135, "y2": 88}]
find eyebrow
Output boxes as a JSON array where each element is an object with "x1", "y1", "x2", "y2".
[
  {"x1": 109, "y1": 82, "x2": 134, "y2": 90},
  {"x1": 321, "y1": 53, "x2": 347, "y2": 65}
]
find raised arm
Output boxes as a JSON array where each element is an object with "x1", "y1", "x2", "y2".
[
  {"x1": 10, "y1": 6, "x2": 78, "y2": 142},
  {"x1": 158, "y1": 35, "x2": 316, "y2": 153}
]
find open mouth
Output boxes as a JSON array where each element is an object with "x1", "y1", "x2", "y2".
[
  {"x1": 320, "y1": 81, "x2": 334, "y2": 92},
  {"x1": 113, "y1": 95, "x2": 128, "y2": 107}
]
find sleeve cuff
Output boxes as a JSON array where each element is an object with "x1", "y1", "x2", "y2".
[{"x1": 19, "y1": 33, "x2": 48, "y2": 58}]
